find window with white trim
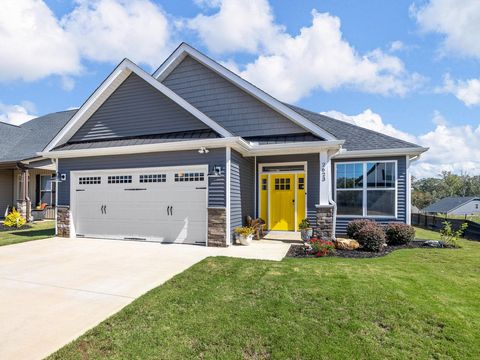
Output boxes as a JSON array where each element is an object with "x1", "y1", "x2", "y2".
[
  {"x1": 40, "y1": 175, "x2": 53, "y2": 205},
  {"x1": 335, "y1": 161, "x2": 396, "y2": 217}
]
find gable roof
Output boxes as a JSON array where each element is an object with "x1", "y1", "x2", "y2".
[
  {"x1": 44, "y1": 58, "x2": 233, "y2": 152},
  {"x1": 0, "y1": 110, "x2": 76, "y2": 163},
  {"x1": 287, "y1": 104, "x2": 424, "y2": 152},
  {"x1": 153, "y1": 43, "x2": 337, "y2": 141},
  {"x1": 423, "y1": 196, "x2": 480, "y2": 213}
]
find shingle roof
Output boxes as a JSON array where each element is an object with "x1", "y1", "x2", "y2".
[
  {"x1": 0, "y1": 110, "x2": 76, "y2": 163},
  {"x1": 53, "y1": 129, "x2": 220, "y2": 151},
  {"x1": 286, "y1": 104, "x2": 423, "y2": 151},
  {"x1": 423, "y1": 197, "x2": 480, "y2": 213}
]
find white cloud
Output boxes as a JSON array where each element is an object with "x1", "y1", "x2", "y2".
[
  {"x1": 0, "y1": 102, "x2": 37, "y2": 126},
  {"x1": 437, "y1": 74, "x2": 480, "y2": 106},
  {"x1": 187, "y1": 0, "x2": 283, "y2": 53},
  {"x1": 0, "y1": 0, "x2": 81, "y2": 81},
  {"x1": 415, "y1": 122, "x2": 480, "y2": 177},
  {"x1": 0, "y1": 0, "x2": 172, "y2": 83},
  {"x1": 323, "y1": 109, "x2": 480, "y2": 177},
  {"x1": 412, "y1": 0, "x2": 480, "y2": 58},
  {"x1": 321, "y1": 109, "x2": 417, "y2": 143},
  {"x1": 389, "y1": 40, "x2": 405, "y2": 52},
  {"x1": 62, "y1": 0, "x2": 172, "y2": 68},
  {"x1": 188, "y1": 2, "x2": 422, "y2": 102}
]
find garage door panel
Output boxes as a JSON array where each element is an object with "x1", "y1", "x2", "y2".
[{"x1": 73, "y1": 167, "x2": 207, "y2": 244}]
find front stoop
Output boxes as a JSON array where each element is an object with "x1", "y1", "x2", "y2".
[
  {"x1": 207, "y1": 207, "x2": 227, "y2": 247},
  {"x1": 316, "y1": 204, "x2": 334, "y2": 240}
]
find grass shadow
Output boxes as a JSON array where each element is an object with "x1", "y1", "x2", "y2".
[{"x1": 9, "y1": 228, "x2": 55, "y2": 238}]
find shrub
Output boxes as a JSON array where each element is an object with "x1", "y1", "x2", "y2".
[
  {"x1": 356, "y1": 223, "x2": 386, "y2": 252},
  {"x1": 385, "y1": 223, "x2": 415, "y2": 245},
  {"x1": 440, "y1": 221, "x2": 467, "y2": 248},
  {"x1": 234, "y1": 226, "x2": 255, "y2": 237},
  {"x1": 346, "y1": 219, "x2": 374, "y2": 240},
  {"x1": 309, "y1": 238, "x2": 336, "y2": 257},
  {"x1": 299, "y1": 218, "x2": 311, "y2": 230},
  {"x1": 3, "y1": 208, "x2": 26, "y2": 229}
]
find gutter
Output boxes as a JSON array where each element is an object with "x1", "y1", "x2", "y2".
[{"x1": 333, "y1": 147, "x2": 429, "y2": 159}]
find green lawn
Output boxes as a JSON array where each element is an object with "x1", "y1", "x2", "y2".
[
  {"x1": 50, "y1": 234, "x2": 480, "y2": 359},
  {"x1": 414, "y1": 226, "x2": 442, "y2": 240},
  {"x1": 0, "y1": 220, "x2": 55, "y2": 246}
]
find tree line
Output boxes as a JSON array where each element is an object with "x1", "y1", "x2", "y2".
[{"x1": 412, "y1": 171, "x2": 480, "y2": 210}]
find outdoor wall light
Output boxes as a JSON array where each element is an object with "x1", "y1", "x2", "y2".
[{"x1": 198, "y1": 146, "x2": 209, "y2": 154}]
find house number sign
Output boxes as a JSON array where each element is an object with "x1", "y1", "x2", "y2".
[{"x1": 321, "y1": 162, "x2": 326, "y2": 182}]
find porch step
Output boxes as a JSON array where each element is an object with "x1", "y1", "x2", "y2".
[{"x1": 262, "y1": 231, "x2": 302, "y2": 243}]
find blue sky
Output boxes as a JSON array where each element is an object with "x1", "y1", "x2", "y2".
[{"x1": 1, "y1": 0, "x2": 479, "y2": 177}]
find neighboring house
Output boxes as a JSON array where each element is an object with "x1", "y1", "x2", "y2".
[
  {"x1": 2, "y1": 43, "x2": 428, "y2": 246},
  {"x1": 0, "y1": 112, "x2": 75, "y2": 219},
  {"x1": 423, "y1": 197, "x2": 480, "y2": 216}
]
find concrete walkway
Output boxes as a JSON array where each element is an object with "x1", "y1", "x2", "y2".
[{"x1": 0, "y1": 237, "x2": 289, "y2": 360}]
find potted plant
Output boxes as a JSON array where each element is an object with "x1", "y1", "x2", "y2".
[
  {"x1": 299, "y1": 218, "x2": 313, "y2": 241},
  {"x1": 234, "y1": 226, "x2": 255, "y2": 245}
]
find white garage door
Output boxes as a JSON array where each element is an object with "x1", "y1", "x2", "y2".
[{"x1": 72, "y1": 166, "x2": 208, "y2": 244}]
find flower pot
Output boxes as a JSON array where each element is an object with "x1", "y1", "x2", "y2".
[
  {"x1": 300, "y1": 228, "x2": 313, "y2": 241},
  {"x1": 238, "y1": 234, "x2": 253, "y2": 246}
]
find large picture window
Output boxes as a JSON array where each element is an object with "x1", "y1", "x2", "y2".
[{"x1": 335, "y1": 161, "x2": 396, "y2": 217}]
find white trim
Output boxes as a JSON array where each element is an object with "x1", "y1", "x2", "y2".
[
  {"x1": 334, "y1": 160, "x2": 398, "y2": 219},
  {"x1": 406, "y1": 155, "x2": 411, "y2": 225},
  {"x1": 258, "y1": 161, "x2": 307, "y2": 232},
  {"x1": 253, "y1": 156, "x2": 257, "y2": 218},
  {"x1": 153, "y1": 43, "x2": 337, "y2": 141},
  {"x1": 334, "y1": 147, "x2": 428, "y2": 159},
  {"x1": 45, "y1": 59, "x2": 233, "y2": 152},
  {"x1": 226, "y1": 147, "x2": 231, "y2": 245},
  {"x1": 39, "y1": 138, "x2": 343, "y2": 159},
  {"x1": 54, "y1": 158, "x2": 58, "y2": 236}
]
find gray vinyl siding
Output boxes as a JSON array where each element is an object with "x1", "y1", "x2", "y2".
[
  {"x1": 71, "y1": 73, "x2": 209, "y2": 142},
  {"x1": 58, "y1": 149, "x2": 226, "y2": 207},
  {"x1": 332, "y1": 156, "x2": 407, "y2": 235},
  {"x1": 255, "y1": 153, "x2": 319, "y2": 225},
  {"x1": 230, "y1": 150, "x2": 255, "y2": 235},
  {"x1": 162, "y1": 56, "x2": 306, "y2": 137},
  {"x1": 0, "y1": 170, "x2": 13, "y2": 218}
]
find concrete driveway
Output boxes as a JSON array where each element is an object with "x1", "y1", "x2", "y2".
[{"x1": 0, "y1": 237, "x2": 289, "y2": 360}]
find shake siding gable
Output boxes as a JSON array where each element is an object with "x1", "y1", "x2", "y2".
[
  {"x1": 70, "y1": 73, "x2": 209, "y2": 142},
  {"x1": 162, "y1": 56, "x2": 307, "y2": 137}
]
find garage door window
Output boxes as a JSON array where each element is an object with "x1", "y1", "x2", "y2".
[
  {"x1": 140, "y1": 174, "x2": 166, "y2": 183},
  {"x1": 175, "y1": 172, "x2": 204, "y2": 182},
  {"x1": 108, "y1": 175, "x2": 132, "y2": 184},
  {"x1": 79, "y1": 177, "x2": 101, "y2": 185}
]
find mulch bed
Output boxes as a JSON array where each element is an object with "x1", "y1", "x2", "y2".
[{"x1": 287, "y1": 240, "x2": 455, "y2": 259}]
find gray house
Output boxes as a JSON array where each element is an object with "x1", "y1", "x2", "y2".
[
  {"x1": 423, "y1": 197, "x2": 480, "y2": 216},
  {"x1": 0, "y1": 112, "x2": 75, "y2": 219},
  {"x1": 2, "y1": 43, "x2": 427, "y2": 246}
]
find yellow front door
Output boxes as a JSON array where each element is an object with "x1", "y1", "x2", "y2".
[{"x1": 270, "y1": 174, "x2": 295, "y2": 230}]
